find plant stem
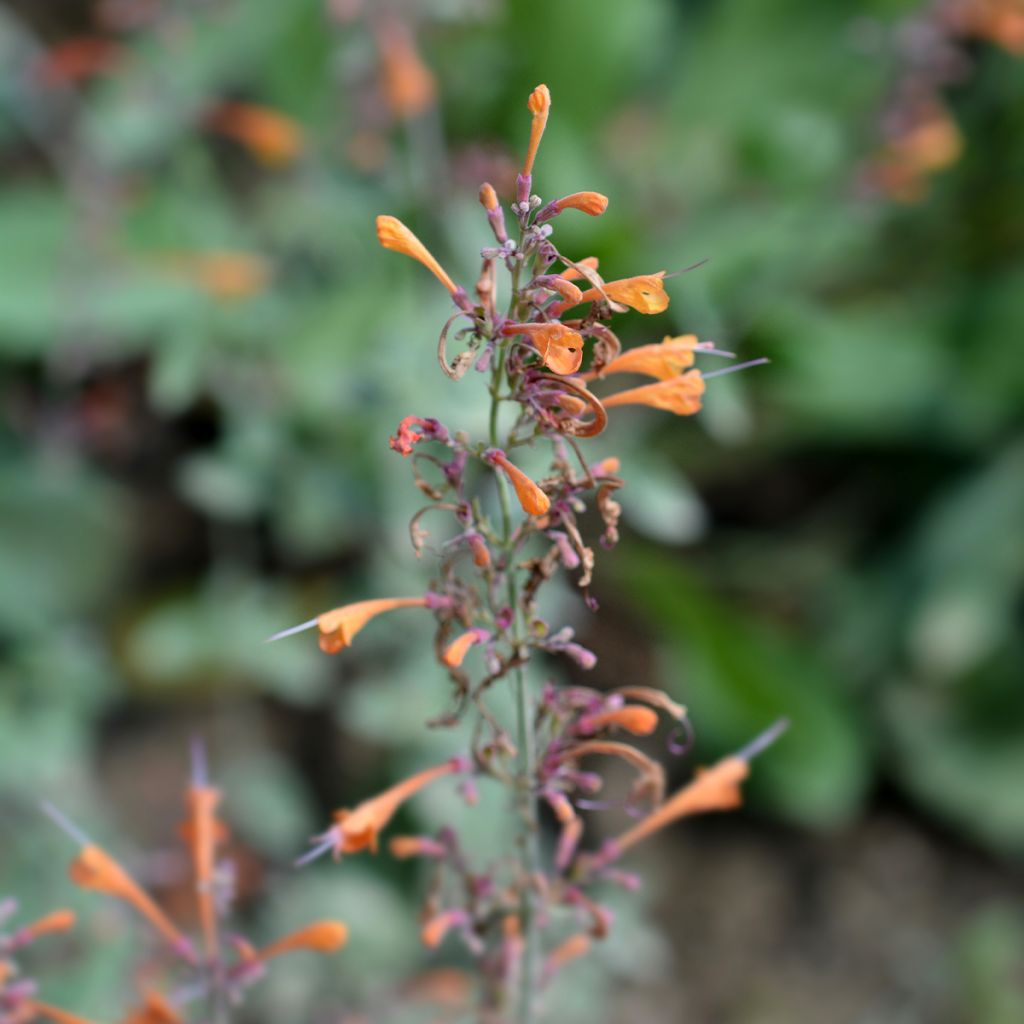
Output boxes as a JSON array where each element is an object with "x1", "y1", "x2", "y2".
[{"x1": 489, "y1": 263, "x2": 541, "y2": 1023}]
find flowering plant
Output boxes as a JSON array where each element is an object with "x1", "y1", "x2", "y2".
[{"x1": 271, "y1": 83, "x2": 784, "y2": 1022}]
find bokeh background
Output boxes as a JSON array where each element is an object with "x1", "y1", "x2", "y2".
[{"x1": 1, "y1": 0, "x2": 1023, "y2": 1021}]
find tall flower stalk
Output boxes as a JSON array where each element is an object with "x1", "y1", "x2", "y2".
[{"x1": 274, "y1": 83, "x2": 781, "y2": 1024}]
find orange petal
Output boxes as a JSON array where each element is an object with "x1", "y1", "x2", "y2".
[
  {"x1": 502, "y1": 322, "x2": 583, "y2": 376},
  {"x1": 584, "y1": 705, "x2": 659, "y2": 736},
  {"x1": 544, "y1": 932, "x2": 590, "y2": 975},
  {"x1": 441, "y1": 629, "x2": 486, "y2": 668},
  {"x1": 488, "y1": 452, "x2": 550, "y2": 517},
  {"x1": 601, "y1": 370, "x2": 705, "y2": 416},
  {"x1": 523, "y1": 84, "x2": 551, "y2": 177},
  {"x1": 613, "y1": 756, "x2": 750, "y2": 854},
  {"x1": 558, "y1": 256, "x2": 599, "y2": 283},
  {"x1": 18, "y1": 909, "x2": 76, "y2": 942},
  {"x1": 326, "y1": 760, "x2": 463, "y2": 858},
  {"x1": 420, "y1": 909, "x2": 465, "y2": 949},
  {"x1": 478, "y1": 183, "x2": 499, "y2": 211},
  {"x1": 257, "y1": 920, "x2": 349, "y2": 961},
  {"x1": 375, "y1": 215, "x2": 458, "y2": 295},
  {"x1": 208, "y1": 102, "x2": 302, "y2": 166},
  {"x1": 317, "y1": 596, "x2": 429, "y2": 654},
  {"x1": 388, "y1": 835, "x2": 446, "y2": 859},
  {"x1": 68, "y1": 846, "x2": 193, "y2": 961},
  {"x1": 554, "y1": 192, "x2": 609, "y2": 216},
  {"x1": 181, "y1": 783, "x2": 223, "y2": 958},
  {"x1": 591, "y1": 456, "x2": 621, "y2": 476},
  {"x1": 375, "y1": 17, "x2": 436, "y2": 119},
  {"x1": 581, "y1": 272, "x2": 668, "y2": 314},
  {"x1": 595, "y1": 335, "x2": 699, "y2": 380},
  {"x1": 120, "y1": 992, "x2": 183, "y2": 1024}
]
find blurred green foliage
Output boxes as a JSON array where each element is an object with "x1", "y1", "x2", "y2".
[{"x1": 1, "y1": 0, "x2": 1023, "y2": 1019}]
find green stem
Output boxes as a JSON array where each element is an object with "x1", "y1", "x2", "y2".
[{"x1": 496, "y1": 261, "x2": 542, "y2": 1024}]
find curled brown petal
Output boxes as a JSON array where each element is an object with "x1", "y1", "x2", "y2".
[
  {"x1": 530, "y1": 375, "x2": 607, "y2": 438},
  {"x1": 437, "y1": 312, "x2": 478, "y2": 381},
  {"x1": 558, "y1": 740, "x2": 665, "y2": 807}
]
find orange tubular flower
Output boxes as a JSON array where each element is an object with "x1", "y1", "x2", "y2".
[
  {"x1": 207, "y1": 102, "x2": 303, "y2": 166},
  {"x1": 441, "y1": 628, "x2": 487, "y2": 668},
  {"x1": 537, "y1": 192, "x2": 609, "y2": 224},
  {"x1": 502, "y1": 321, "x2": 583, "y2": 375},
  {"x1": 254, "y1": 921, "x2": 349, "y2": 962},
  {"x1": 590, "y1": 335, "x2": 700, "y2": 381},
  {"x1": 120, "y1": 992, "x2": 182, "y2": 1024},
  {"x1": 388, "y1": 834, "x2": 447, "y2": 859},
  {"x1": 522, "y1": 84, "x2": 551, "y2": 179},
  {"x1": 16, "y1": 909, "x2": 76, "y2": 944},
  {"x1": 68, "y1": 846, "x2": 195, "y2": 963},
  {"x1": 484, "y1": 451, "x2": 551, "y2": 517},
  {"x1": 420, "y1": 908, "x2": 468, "y2": 949},
  {"x1": 610, "y1": 755, "x2": 750, "y2": 855},
  {"x1": 590, "y1": 456, "x2": 621, "y2": 477},
  {"x1": 317, "y1": 596, "x2": 429, "y2": 654},
  {"x1": 576, "y1": 272, "x2": 669, "y2": 315},
  {"x1": 376, "y1": 215, "x2": 464, "y2": 300},
  {"x1": 601, "y1": 370, "x2": 706, "y2": 417},
  {"x1": 301, "y1": 759, "x2": 465, "y2": 862},
  {"x1": 542, "y1": 933, "x2": 590, "y2": 981},
  {"x1": 582, "y1": 705, "x2": 659, "y2": 736},
  {"x1": 554, "y1": 191, "x2": 608, "y2": 216},
  {"x1": 375, "y1": 16, "x2": 437, "y2": 120},
  {"x1": 181, "y1": 775, "x2": 225, "y2": 960}
]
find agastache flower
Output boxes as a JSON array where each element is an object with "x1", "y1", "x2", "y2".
[
  {"x1": 587, "y1": 334, "x2": 701, "y2": 381},
  {"x1": 268, "y1": 596, "x2": 431, "y2": 654},
  {"x1": 389, "y1": 415, "x2": 450, "y2": 456},
  {"x1": 376, "y1": 216, "x2": 472, "y2": 310},
  {"x1": 602, "y1": 720, "x2": 789, "y2": 859},
  {"x1": 298, "y1": 758, "x2": 467, "y2": 863},
  {"x1": 483, "y1": 449, "x2": 551, "y2": 517},
  {"x1": 479, "y1": 183, "x2": 508, "y2": 244},
  {"x1": 42, "y1": 804, "x2": 197, "y2": 964},
  {"x1": 180, "y1": 741, "x2": 224, "y2": 960},
  {"x1": 250, "y1": 921, "x2": 349, "y2": 962},
  {"x1": 536, "y1": 191, "x2": 609, "y2": 223},
  {"x1": 501, "y1": 321, "x2": 583, "y2": 375},
  {"x1": 120, "y1": 992, "x2": 182, "y2": 1024},
  {"x1": 601, "y1": 369, "x2": 706, "y2": 416},
  {"x1": 206, "y1": 101, "x2": 303, "y2": 166},
  {"x1": 519, "y1": 84, "x2": 551, "y2": 198},
  {"x1": 572, "y1": 271, "x2": 670, "y2": 315},
  {"x1": 374, "y1": 15, "x2": 437, "y2": 120},
  {"x1": 577, "y1": 705, "x2": 659, "y2": 737},
  {"x1": 441, "y1": 628, "x2": 489, "y2": 668}
]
